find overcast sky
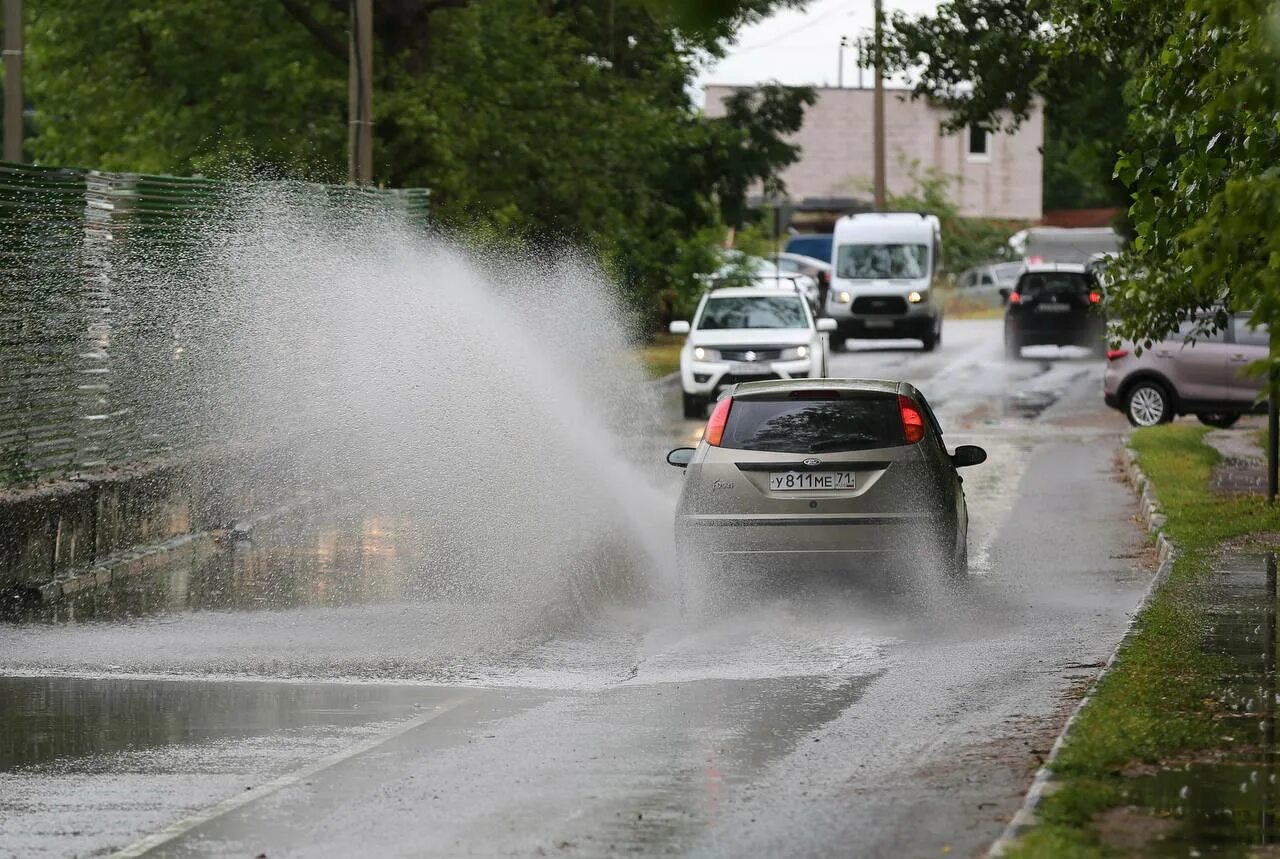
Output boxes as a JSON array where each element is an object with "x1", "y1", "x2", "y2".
[{"x1": 693, "y1": 0, "x2": 942, "y2": 99}]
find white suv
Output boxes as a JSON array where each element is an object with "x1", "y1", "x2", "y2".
[{"x1": 669, "y1": 285, "x2": 837, "y2": 418}]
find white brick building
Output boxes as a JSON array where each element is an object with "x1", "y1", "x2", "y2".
[{"x1": 703, "y1": 85, "x2": 1044, "y2": 221}]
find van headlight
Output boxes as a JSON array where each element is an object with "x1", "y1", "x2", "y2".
[
  {"x1": 780, "y1": 345, "x2": 809, "y2": 361},
  {"x1": 908, "y1": 290, "x2": 927, "y2": 304},
  {"x1": 835, "y1": 291, "x2": 852, "y2": 304},
  {"x1": 692, "y1": 346, "x2": 720, "y2": 361}
]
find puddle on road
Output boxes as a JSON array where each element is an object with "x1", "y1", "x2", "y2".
[
  {"x1": 0, "y1": 675, "x2": 452, "y2": 771},
  {"x1": 1111, "y1": 551, "x2": 1280, "y2": 856}
]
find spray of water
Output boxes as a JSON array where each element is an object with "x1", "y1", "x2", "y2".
[{"x1": 153, "y1": 184, "x2": 678, "y2": 624}]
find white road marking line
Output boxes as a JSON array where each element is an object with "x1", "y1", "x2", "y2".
[{"x1": 108, "y1": 693, "x2": 476, "y2": 858}]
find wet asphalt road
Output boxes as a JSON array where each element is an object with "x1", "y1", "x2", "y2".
[{"x1": 0, "y1": 319, "x2": 1149, "y2": 858}]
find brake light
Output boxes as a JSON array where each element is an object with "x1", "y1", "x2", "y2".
[
  {"x1": 1106, "y1": 348, "x2": 1129, "y2": 361},
  {"x1": 1089, "y1": 291, "x2": 1102, "y2": 304},
  {"x1": 1008, "y1": 292, "x2": 1022, "y2": 304},
  {"x1": 705, "y1": 397, "x2": 732, "y2": 446},
  {"x1": 899, "y1": 395, "x2": 925, "y2": 444}
]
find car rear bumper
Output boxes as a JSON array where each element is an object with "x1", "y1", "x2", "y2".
[{"x1": 676, "y1": 513, "x2": 953, "y2": 571}]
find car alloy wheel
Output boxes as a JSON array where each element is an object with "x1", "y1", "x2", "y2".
[{"x1": 1127, "y1": 383, "x2": 1169, "y2": 427}]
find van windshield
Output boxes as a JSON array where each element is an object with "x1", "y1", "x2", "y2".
[{"x1": 836, "y1": 244, "x2": 928, "y2": 280}]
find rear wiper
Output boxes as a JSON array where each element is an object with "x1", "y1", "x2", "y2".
[{"x1": 808, "y1": 434, "x2": 880, "y2": 452}]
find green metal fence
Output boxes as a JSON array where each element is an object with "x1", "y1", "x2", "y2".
[{"x1": 0, "y1": 163, "x2": 429, "y2": 484}]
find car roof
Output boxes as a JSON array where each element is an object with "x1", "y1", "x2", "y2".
[
  {"x1": 705, "y1": 284, "x2": 808, "y2": 298},
  {"x1": 726, "y1": 377, "x2": 915, "y2": 399},
  {"x1": 1021, "y1": 262, "x2": 1088, "y2": 274}
]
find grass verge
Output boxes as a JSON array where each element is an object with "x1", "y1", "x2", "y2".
[
  {"x1": 1007, "y1": 424, "x2": 1280, "y2": 857},
  {"x1": 638, "y1": 333, "x2": 683, "y2": 379},
  {"x1": 937, "y1": 285, "x2": 1005, "y2": 320}
]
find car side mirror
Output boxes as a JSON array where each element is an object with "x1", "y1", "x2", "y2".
[
  {"x1": 669, "y1": 320, "x2": 691, "y2": 335},
  {"x1": 816, "y1": 318, "x2": 838, "y2": 332},
  {"x1": 666, "y1": 447, "x2": 695, "y2": 468},
  {"x1": 950, "y1": 445, "x2": 987, "y2": 468},
  {"x1": 998, "y1": 287, "x2": 1012, "y2": 304}
]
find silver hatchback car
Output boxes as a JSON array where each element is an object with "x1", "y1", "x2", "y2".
[{"x1": 666, "y1": 379, "x2": 987, "y2": 582}]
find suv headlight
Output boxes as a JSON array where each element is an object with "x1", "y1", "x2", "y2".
[
  {"x1": 779, "y1": 345, "x2": 810, "y2": 361},
  {"x1": 692, "y1": 346, "x2": 721, "y2": 361},
  {"x1": 907, "y1": 290, "x2": 928, "y2": 304}
]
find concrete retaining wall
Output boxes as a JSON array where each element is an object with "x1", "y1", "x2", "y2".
[{"x1": 0, "y1": 450, "x2": 292, "y2": 615}]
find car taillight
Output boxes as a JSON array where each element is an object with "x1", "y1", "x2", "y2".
[
  {"x1": 705, "y1": 397, "x2": 733, "y2": 446},
  {"x1": 1008, "y1": 292, "x2": 1022, "y2": 304},
  {"x1": 1106, "y1": 348, "x2": 1129, "y2": 361},
  {"x1": 899, "y1": 395, "x2": 925, "y2": 444},
  {"x1": 1089, "y1": 291, "x2": 1102, "y2": 304}
]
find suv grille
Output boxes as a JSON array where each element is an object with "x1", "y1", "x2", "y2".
[
  {"x1": 852, "y1": 296, "x2": 908, "y2": 315},
  {"x1": 719, "y1": 347, "x2": 784, "y2": 361}
]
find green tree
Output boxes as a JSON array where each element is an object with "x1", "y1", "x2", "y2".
[{"x1": 22, "y1": 0, "x2": 813, "y2": 327}]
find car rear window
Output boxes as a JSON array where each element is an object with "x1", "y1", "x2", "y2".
[
  {"x1": 1017, "y1": 271, "x2": 1091, "y2": 296},
  {"x1": 720, "y1": 396, "x2": 906, "y2": 453}
]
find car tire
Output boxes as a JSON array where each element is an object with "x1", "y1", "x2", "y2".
[
  {"x1": 829, "y1": 335, "x2": 847, "y2": 353},
  {"x1": 682, "y1": 393, "x2": 706, "y2": 420},
  {"x1": 1124, "y1": 381, "x2": 1174, "y2": 427},
  {"x1": 945, "y1": 542, "x2": 969, "y2": 580},
  {"x1": 1004, "y1": 331, "x2": 1021, "y2": 360},
  {"x1": 921, "y1": 331, "x2": 937, "y2": 352},
  {"x1": 1196, "y1": 412, "x2": 1242, "y2": 429}
]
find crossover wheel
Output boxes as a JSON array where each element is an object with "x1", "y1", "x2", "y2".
[
  {"x1": 1004, "y1": 332, "x2": 1022, "y2": 360},
  {"x1": 830, "y1": 335, "x2": 847, "y2": 353},
  {"x1": 1125, "y1": 381, "x2": 1173, "y2": 427},
  {"x1": 921, "y1": 331, "x2": 938, "y2": 352},
  {"x1": 1196, "y1": 412, "x2": 1241, "y2": 429},
  {"x1": 682, "y1": 393, "x2": 706, "y2": 420}
]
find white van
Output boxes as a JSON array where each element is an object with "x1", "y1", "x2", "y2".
[{"x1": 826, "y1": 213, "x2": 943, "y2": 351}]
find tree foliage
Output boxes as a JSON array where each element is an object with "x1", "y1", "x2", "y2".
[{"x1": 20, "y1": 0, "x2": 813, "y2": 327}]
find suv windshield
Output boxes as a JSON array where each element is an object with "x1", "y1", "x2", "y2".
[
  {"x1": 697, "y1": 296, "x2": 808, "y2": 330},
  {"x1": 835, "y1": 244, "x2": 928, "y2": 279},
  {"x1": 721, "y1": 397, "x2": 906, "y2": 453}
]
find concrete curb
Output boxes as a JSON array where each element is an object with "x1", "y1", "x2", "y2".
[
  {"x1": 986, "y1": 444, "x2": 1178, "y2": 856},
  {"x1": 651, "y1": 370, "x2": 680, "y2": 389}
]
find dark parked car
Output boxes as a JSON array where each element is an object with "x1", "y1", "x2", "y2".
[{"x1": 1002, "y1": 263, "x2": 1106, "y2": 358}]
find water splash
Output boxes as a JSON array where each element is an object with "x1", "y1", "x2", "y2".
[{"x1": 150, "y1": 184, "x2": 677, "y2": 619}]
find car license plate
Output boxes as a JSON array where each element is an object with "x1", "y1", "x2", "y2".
[
  {"x1": 1037, "y1": 303, "x2": 1070, "y2": 313},
  {"x1": 769, "y1": 471, "x2": 856, "y2": 491},
  {"x1": 729, "y1": 362, "x2": 768, "y2": 374},
  {"x1": 864, "y1": 319, "x2": 894, "y2": 329}
]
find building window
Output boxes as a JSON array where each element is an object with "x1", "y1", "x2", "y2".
[{"x1": 967, "y1": 126, "x2": 991, "y2": 162}]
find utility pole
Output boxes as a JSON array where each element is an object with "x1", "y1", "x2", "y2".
[
  {"x1": 347, "y1": 0, "x2": 373, "y2": 185},
  {"x1": 872, "y1": 0, "x2": 886, "y2": 211},
  {"x1": 4, "y1": 0, "x2": 22, "y2": 163},
  {"x1": 838, "y1": 36, "x2": 849, "y2": 89}
]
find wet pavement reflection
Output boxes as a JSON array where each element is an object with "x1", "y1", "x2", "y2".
[
  {"x1": 0, "y1": 676, "x2": 441, "y2": 771},
  {"x1": 1118, "y1": 551, "x2": 1280, "y2": 856}
]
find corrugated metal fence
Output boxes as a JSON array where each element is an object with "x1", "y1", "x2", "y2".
[{"x1": 0, "y1": 164, "x2": 429, "y2": 485}]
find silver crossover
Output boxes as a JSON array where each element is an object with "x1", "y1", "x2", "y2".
[{"x1": 666, "y1": 378, "x2": 987, "y2": 581}]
